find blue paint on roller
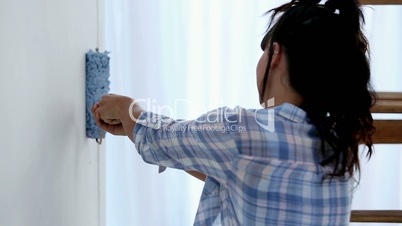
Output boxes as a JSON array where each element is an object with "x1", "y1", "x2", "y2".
[{"x1": 85, "y1": 49, "x2": 110, "y2": 139}]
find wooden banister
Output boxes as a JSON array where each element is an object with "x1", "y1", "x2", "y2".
[
  {"x1": 372, "y1": 120, "x2": 402, "y2": 143},
  {"x1": 371, "y1": 92, "x2": 402, "y2": 113},
  {"x1": 351, "y1": 210, "x2": 402, "y2": 223},
  {"x1": 370, "y1": 92, "x2": 402, "y2": 143},
  {"x1": 352, "y1": 93, "x2": 402, "y2": 222}
]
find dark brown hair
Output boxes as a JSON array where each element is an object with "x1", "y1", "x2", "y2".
[{"x1": 260, "y1": 0, "x2": 376, "y2": 178}]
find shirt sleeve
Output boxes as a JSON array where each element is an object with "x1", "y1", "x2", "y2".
[{"x1": 133, "y1": 107, "x2": 242, "y2": 181}]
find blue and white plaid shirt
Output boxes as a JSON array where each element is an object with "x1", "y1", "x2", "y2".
[{"x1": 134, "y1": 103, "x2": 353, "y2": 226}]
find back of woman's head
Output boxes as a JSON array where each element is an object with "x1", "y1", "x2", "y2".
[{"x1": 261, "y1": 0, "x2": 376, "y2": 178}]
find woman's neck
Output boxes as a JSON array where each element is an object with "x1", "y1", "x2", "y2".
[{"x1": 261, "y1": 88, "x2": 303, "y2": 109}]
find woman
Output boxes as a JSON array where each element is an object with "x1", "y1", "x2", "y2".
[{"x1": 92, "y1": 0, "x2": 376, "y2": 225}]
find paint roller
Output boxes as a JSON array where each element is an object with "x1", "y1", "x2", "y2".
[{"x1": 85, "y1": 49, "x2": 110, "y2": 143}]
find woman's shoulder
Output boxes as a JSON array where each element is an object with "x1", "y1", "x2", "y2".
[{"x1": 238, "y1": 102, "x2": 308, "y2": 123}]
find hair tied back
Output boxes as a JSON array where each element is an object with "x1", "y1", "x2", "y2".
[{"x1": 324, "y1": 0, "x2": 337, "y2": 13}]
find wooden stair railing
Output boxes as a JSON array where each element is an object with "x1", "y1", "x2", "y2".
[{"x1": 350, "y1": 92, "x2": 402, "y2": 223}]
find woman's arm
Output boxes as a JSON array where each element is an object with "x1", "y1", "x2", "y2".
[
  {"x1": 94, "y1": 94, "x2": 239, "y2": 181},
  {"x1": 133, "y1": 109, "x2": 238, "y2": 182}
]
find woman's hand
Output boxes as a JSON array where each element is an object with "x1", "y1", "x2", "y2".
[
  {"x1": 91, "y1": 103, "x2": 126, "y2": 136},
  {"x1": 91, "y1": 94, "x2": 144, "y2": 141}
]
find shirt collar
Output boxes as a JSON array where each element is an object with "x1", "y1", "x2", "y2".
[{"x1": 275, "y1": 102, "x2": 307, "y2": 123}]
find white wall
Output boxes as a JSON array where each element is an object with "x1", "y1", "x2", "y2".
[{"x1": 0, "y1": 1, "x2": 105, "y2": 226}]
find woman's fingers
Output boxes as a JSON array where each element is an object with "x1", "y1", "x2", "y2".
[
  {"x1": 95, "y1": 94, "x2": 123, "y2": 121},
  {"x1": 90, "y1": 94, "x2": 132, "y2": 137},
  {"x1": 93, "y1": 110, "x2": 102, "y2": 126},
  {"x1": 92, "y1": 107, "x2": 125, "y2": 135},
  {"x1": 103, "y1": 118, "x2": 121, "y2": 125},
  {"x1": 91, "y1": 103, "x2": 100, "y2": 115},
  {"x1": 92, "y1": 101, "x2": 118, "y2": 125}
]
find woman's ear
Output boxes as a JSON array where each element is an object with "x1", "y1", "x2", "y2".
[{"x1": 270, "y1": 42, "x2": 282, "y2": 68}]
